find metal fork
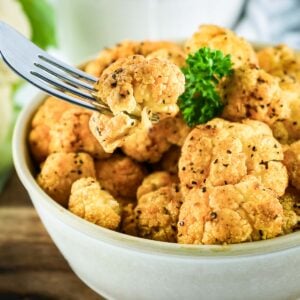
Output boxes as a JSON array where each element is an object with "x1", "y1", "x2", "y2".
[{"x1": 0, "y1": 21, "x2": 112, "y2": 114}]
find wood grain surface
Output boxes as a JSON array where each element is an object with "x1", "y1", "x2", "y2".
[{"x1": 0, "y1": 170, "x2": 103, "y2": 300}]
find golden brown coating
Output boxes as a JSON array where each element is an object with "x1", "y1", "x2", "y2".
[
  {"x1": 185, "y1": 24, "x2": 258, "y2": 69},
  {"x1": 159, "y1": 146, "x2": 181, "y2": 176},
  {"x1": 119, "y1": 202, "x2": 138, "y2": 236},
  {"x1": 85, "y1": 40, "x2": 185, "y2": 77},
  {"x1": 68, "y1": 177, "x2": 121, "y2": 230},
  {"x1": 135, "y1": 185, "x2": 182, "y2": 242},
  {"x1": 147, "y1": 47, "x2": 186, "y2": 68},
  {"x1": 37, "y1": 152, "x2": 96, "y2": 206},
  {"x1": 179, "y1": 118, "x2": 288, "y2": 197},
  {"x1": 279, "y1": 187, "x2": 300, "y2": 233},
  {"x1": 221, "y1": 64, "x2": 290, "y2": 126},
  {"x1": 283, "y1": 141, "x2": 300, "y2": 191},
  {"x1": 49, "y1": 108, "x2": 110, "y2": 159},
  {"x1": 95, "y1": 154, "x2": 146, "y2": 198},
  {"x1": 28, "y1": 97, "x2": 73, "y2": 162},
  {"x1": 257, "y1": 45, "x2": 300, "y2": 143},
  {"x1": 95, "y1": 55, "x2": 184, "y2": 121},
  {"x1": 137, "y1": 171, "x2": 175, "y2": 200},
  {"x1": 178, "y1": 176, "x2": 284, "y2": 245}
]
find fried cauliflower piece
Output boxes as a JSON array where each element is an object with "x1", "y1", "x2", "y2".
[
  {"x1": 185, "y1": 24, "x2": 258, "y2": 69},
  {"x1": 120, "y1": 202, "x2": 138, "y2": 236},
  {"x1": 137, "y1": 171, "x2": 175, "y2": 199},
  {"x1": 49, "y1": 108, "x2": 110, "y2": 159},
  {"x1": 179, "y1": 118, "x2": 288, "y2": 197},
  {"x1": 95, "y1": 154, "x2": 146, "y2": 198},
  {"x1": 135, "y1": 185, "x2": 182, "y2": 242},
  {"x1": 257, "y1": 45, "x2": 300, "y2": 143},
  {"x1": 95, "y1": 55, "x2": 184, "y2": 121},
  {"x1": 178, "y1": 176, "x2": 284, "y2": 245},
  {"x1": 221, "y1": 64, "x2": 290, "y2": 126},
  {"x1": 279, "y1": 187, "x2": 300, "y2": 233},
  {"x1": 283, "y1": 141, "x2": 300, "y2": 191},
  {"x1": 69, "y1": 177, "x2": 120, "y2": 230},
  {"x1": 28, "y1": 97, "x2": 74, "y2": 162},
  {"x1": 37, "y1": 152, "x2": 96, "y2": 206},
  {"x1": 85, "y1": 40, "x2": 185, "y2": 77}
]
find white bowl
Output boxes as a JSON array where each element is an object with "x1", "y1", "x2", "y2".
[{"x1": 13, "y1": 93, "x2": 300, "y2": 300}]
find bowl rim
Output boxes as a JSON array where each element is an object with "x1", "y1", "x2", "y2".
[{"x1": 13, "y1": 87, "x2": 300, "y2": 260}]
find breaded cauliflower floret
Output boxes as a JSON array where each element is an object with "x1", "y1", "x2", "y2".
[
  {"x1": 95, "y1": 154, "x2": 146, "y2": 198},
  {"x1": 28, "y1": 96, "x2": 74, "y2": 162},
  {"x1": 179, "y1": 118, "x2": 288, "y2": 197},
  {"x1": 137, "y1": 171, "x2": 175, "y2": 199},
  {"x1": 283, "y1": 141, "x2": 300, "y2": 191},
  {"x1": 69, "y1": 177, "x2": 120, "y2": 230},
  {"x1": 178, "y1": 176, "x2": 284, "y2": 245},
  {"x1": 185, "y1": 24, "x2": 258, "y2": 69},
  {"x1": 95, "y1": 55, "x2": 184, "y2": 121},
  {"x1": 120, "y1": 202, "x2": 138, "y2": 236},
  {"x1": 257, "y1": 45, "x2": 300, "y2": 143},
  {"x1": 221, "y1": 64, "x2": 290, "y2": 126},
  {"x1": 279, "y1": 187, "x2": 300, "y2": 233},
  {"x1": 147, "y1": 48, "x2": 186, "y2": 68},
  {"x1": 85, "y1": 40, "x2": 184, "y2": 77},
  {"x1": 49, "y1": 108, "x2": 110, "y2": 159},
  {"x1": 37, "y1": 152, "x2": 96, "y2": 206},
  {"x1": 135, "y1": 185, "x2": 182, "y2": 242}
]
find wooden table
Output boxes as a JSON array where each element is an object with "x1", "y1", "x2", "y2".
[{"x1": 0, "y1": 169, "x2": 102, "y2": 300}]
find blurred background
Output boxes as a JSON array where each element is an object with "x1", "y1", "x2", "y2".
[{"x1": 0, "y1": 0, "x2": 300, "y2": 191}]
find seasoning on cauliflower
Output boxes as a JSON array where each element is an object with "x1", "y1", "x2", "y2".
[
  {"x1": 37, "y1": 152, "x2": 96, "y2": 206},
  {"x1": 178, "y1": 176, "x2": 284, "y2": 245},
  {"x1": 85, "y1": 40, "x2": 185, "y2": 77},
  {"x1": 179, "y1": 118, "x2": 288, "y2": 197},
  {"x1": 137, "y1": 171, "x2": 176, "y2": 200},
  {"x1": 69, "y1": 177, "x2": 121, "y2": 230},
  {"x1": 279, "y1": 187, "x2": 300, "y2": 233},
  {"x1": 95, "y1": 154, "x2": 146, "y2": 199},
  {"x1": 257, "y1": 45, "x2": 300, "y2": 143},
  {"x1": 28, "y1": 96, "x2": 74, "y2": 162},
  {"x1": 135, "y1": 185, "x2": 182, "y2": 242},
  {"x1": 49, "y1": 108, "x2": 110, "y2": 159},
  {"x1": 185, "y1": 24, "x2": 258, "y2": 69},
  {"x1": 221, "y1": 64, "x2": 290, "y2": 126}
]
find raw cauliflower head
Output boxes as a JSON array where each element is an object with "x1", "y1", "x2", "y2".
[
  {"x1": 179, "y1": 118, "x2": 288, "y2": 197},
  {"x1": 69, "y1": 177, "x2": 121, "y2": 230},
  {"x1": 185, "y1": 24, "x2": 258, "y2": 69},
  {"x1": 178, "y1": 176, "x2": 284, "y2": 245},
  {"x1": 37, "y1": 152, "x2": 96, "y2": 206},
  {"x1": 221, "y1": 64, "x2": 290, "y2": 126},
  {"x1": 257, "y1": 44, "x2": 300, "y2": 144}
]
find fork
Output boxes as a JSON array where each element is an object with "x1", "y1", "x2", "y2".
[{"x1": 0, "y1": 21, "x2": 114, "y2": 115}]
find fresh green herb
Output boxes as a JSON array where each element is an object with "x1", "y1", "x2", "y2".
[
  {"x1": 18, "y1": 0, "x2": 57, "y2": 49},
  {"x1": 179, "y1": 47, "x2": 233, "y2": 127}
]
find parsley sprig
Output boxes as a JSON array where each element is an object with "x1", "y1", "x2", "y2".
[{"x1": 179, "y1": 47, "x2": 233, "y2": 127}]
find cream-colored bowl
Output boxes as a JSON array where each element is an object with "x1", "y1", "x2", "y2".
[{"x1": 13, "y1": 93, "x2": 300, "y2": 300}]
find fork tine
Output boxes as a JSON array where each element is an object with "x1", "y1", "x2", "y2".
[
  {"x1": 38, "y1": 54, "x2": 98, "y2": 83},
  {"x1": 34, "y1": 62, "x2": 96, "y2": 92},
  {"x1": 31, "y1": 70, "x2": 97, "y2": 100}
]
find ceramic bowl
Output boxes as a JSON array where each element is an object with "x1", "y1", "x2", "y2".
[{"x1": 13, "y1": 92, "x2": 300, "y2": 300}]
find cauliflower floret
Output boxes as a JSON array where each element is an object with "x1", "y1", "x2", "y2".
[
  {"x1": 28, "y1": 96, "x2": 74, "y2": 162},
  {"x1": 95, "y1": 154, "x2": 146, "y2": 198},
  {"x1": 279, "y1": 187, "x2": 300, "y2": 233},
  {"x1": 120, "y1": 202, "x2": 138, "y2": 236},
  {"x1": 185, "y1": 24, "x2": 258, "y2": 69},
  {"x1": 137, "y1": 171, "x2": 175, "y2": 199},
  {"x1": 178, "y1": 176, "x2": 284, "y2": 245},
  {"x1": 257, "y1": 45, "x2": 300, "y2": 144},
  {"x1": 85, "y1": 40, "x2": 184, "y2": 77},
  {"x1": 179, "y1": 118, "x2": 288, "y2": 197},
  {"x1": 135, "y1": 185, "x2": 182, "y2": 242},
  {"x1": 283, "y1": 141, "x2": 300, "y2": 191},
  {"x1": 37, "y1": 152, "x2": 96, "y2": 206},
  {"x1": 95, "y1": 55, "x2": 184, "y2": 121},
  {"x1": 69, "y1": 177, "x2": 120, "y2": 230},
  {"x1": 221, "y1": 64, "x2": 290, "y2": 126},
  {"x1": 147, "y1": 48, "x2": 186, "y2": 68},
  {"x1": 49, "y1": 108, "x2": 110, "y2": 159}
]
